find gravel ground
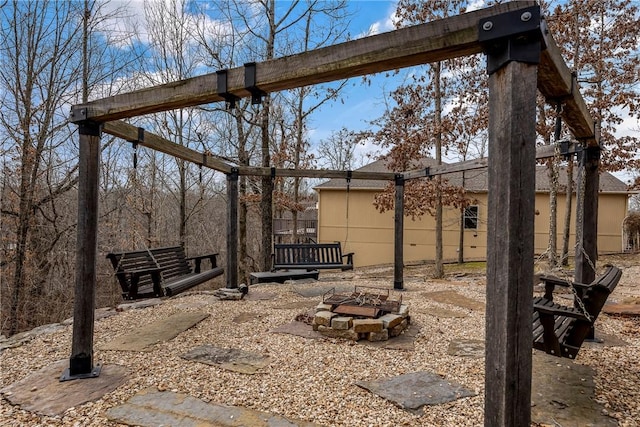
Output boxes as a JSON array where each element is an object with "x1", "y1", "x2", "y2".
[{"x1": 1, "y1": 258, "x2": 639, "y2": 427}]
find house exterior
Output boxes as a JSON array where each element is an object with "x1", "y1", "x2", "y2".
[{"x1": 315, "y1": 158, "x2": 630, "y2": 268}]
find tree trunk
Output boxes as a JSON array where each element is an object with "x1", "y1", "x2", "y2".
[
  {"x1": 260, "y1": 97, "x2": 273, "y2": 270},
  {"x1": 434, "y1": 61, "x2": 444, "y2": 278},
  {"x1": 458, "y1": 171, "x2": 466, "y2": 264}
]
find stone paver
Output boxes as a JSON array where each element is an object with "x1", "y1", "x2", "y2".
[
  {"x1": 447, "y1": 339, "x2": 484, "y2": 358},
  {"x1": 532, "y1": 352, "x2": 617, "y2": 426},
  {"x1": 181, "y1": 345, "x2": 270, "y2": 374},
  {"x1": 0, "y1": 359, "x2": 127, "y2": 417},
  {"x1": 355, "y1": 371, "x2": 476, "y2": 413},
  {"x1": 421, "y1": 290, "x2": 485, "y2": 311},
  {"x1": 100, "y1": 312, "x2": 209, "y2": 352},
  {"x1": 106, "y1": 388, "x2": 320, "y2": 427}
]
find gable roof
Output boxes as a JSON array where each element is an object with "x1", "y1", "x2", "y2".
[{"x1": 314, "y1": 158, "x2": 629, "y2": 193}]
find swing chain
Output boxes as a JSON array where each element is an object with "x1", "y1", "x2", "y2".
[
  {"x1": 567, "y1": 274, "x2": 593, "y2": 322},
  {"x1": 569, "y1": 143, "x2": 595, "y2": 322}
]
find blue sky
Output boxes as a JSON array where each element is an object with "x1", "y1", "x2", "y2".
[
  {"x1": 101, "y1": 0, "x2": 636, "y2": 180},
  {"x1": 304, "y1": 0, "x2": 401, "y2": 163}
]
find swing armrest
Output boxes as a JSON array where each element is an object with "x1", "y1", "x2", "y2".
[
  {"x1": 186, "y1": 252, "x2": 219, "y2": 273},
  {"x1": 533, "y1": 298, "x2": 591, "y2": 321},
  {"x1": 539, "y1": 275, "x2": 591, "y2": 300}
]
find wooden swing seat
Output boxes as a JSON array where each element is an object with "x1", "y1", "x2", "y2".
[
  {"x1": 107, "y1": 246, "x2": 223, "y2": 300},
  {"x1": 272, "y1": 242, "x2": 354, "y2": 271},
  {"x1": 532, "y1": 265, "x2": 622, "y2": 359}
]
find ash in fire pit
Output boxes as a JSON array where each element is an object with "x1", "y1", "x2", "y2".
[{"x1": 313, "y1": 286, "x2": 409, "y2": 341}]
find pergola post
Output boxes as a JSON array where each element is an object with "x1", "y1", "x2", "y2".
[
  {"x1": 227, "y1": 168, "x2": 239, "y2": 288},
  {"x1": 481, "y1": 6, "x2": 540, "y2": 425},
  {"x1": 575, "y1": 145, "x2": 600, "y2": 284},
  {"x1": 574, "y1": 145, "x2": 600, "y2": 339},
  {"x1": 394, "y1": 174, "x2": 405, "y2": 290},
  {"x1": 61, "y1": 120, "x2": 102, "y2": 381}
]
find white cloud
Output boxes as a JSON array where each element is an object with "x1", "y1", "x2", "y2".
[{"x1": 356, "y1": 0, "x2": 399, "y2": 38}]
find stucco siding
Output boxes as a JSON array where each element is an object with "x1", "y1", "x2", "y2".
[{"x1": 318, "y1": 187, "x2": 628, "y2": 268}]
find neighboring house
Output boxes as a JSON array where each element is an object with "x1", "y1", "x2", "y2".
[{"x1": 314, "y1": 158, "x2": 630, "y2": 268}]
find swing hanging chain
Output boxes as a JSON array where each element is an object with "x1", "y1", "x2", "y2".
[
  {"x1": 533, "y1": 126, "x2": 594, "y2": 322},
  {"x1": 343, "y1": 171, "x2": 352, "y2": 249},
  {"x1": 569, "y1": 142, "x2": 595, "y2": 321}
]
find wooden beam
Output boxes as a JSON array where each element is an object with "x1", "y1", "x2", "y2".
[
  {"x1": 71, "y1": 2, "x2": 534, "y2": 122},
  {"x1": 103, "y1": 121, "x2": 234, "y2": 174},
  {"x1": 101, "y1": 121, "x2": 579, "y2": 182},
  {"x1": 404, "y1": 158, "x2": 489, "y2": 180},
  {"x1": 538, "y1": 28, "x2": 595, "y2": 144},
  {"x1": 63, "y1": 122, "x2": 101, "y2": 380},
  {"x1": 227, "y1": 169, "x2": 239, "y2": 288},
  {"x1": 237, "y1": 166, "x2": 396, "y2": 181},
  {"x1": 484, "y1": 61, "x2": 536, "y2": 426},
  {"x1": 402, "y1": 144, "x2": 578, "y2": 181},
  {"x1": 575, "y1": 146, "x2": 600, "y2": 285}
]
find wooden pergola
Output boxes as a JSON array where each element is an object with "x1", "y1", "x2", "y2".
[{"x1": 66, "y1": 2, "x2": 601, "y2": 425}]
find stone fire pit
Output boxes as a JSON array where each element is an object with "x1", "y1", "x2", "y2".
[{"x1": 312, "y1": 286, "x2": 410, "y2": 341}]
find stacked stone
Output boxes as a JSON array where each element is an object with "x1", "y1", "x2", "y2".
[{"x1": 312, "y1": 303, "x2": 410, "y2": 341}]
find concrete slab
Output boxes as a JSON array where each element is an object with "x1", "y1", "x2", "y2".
[
  {"x1": 531, "y1": 352, "x2": 617, "y2": 426},
  {"x1": 0, "y1": 359, "x2": 127, "y2": 417},
  {"x1": 355, "y1": 371, "x2": 475, "y2": 413},
  {"x1": 106, "y1": 388, "x2": 320, "y2": 427},
  {"x1": 100, "y1": 312, "x2": 209, "y2": 351},
  {"x1": 181, "y1": 345, "x2": 271, "y2": 374},
  {"x1": 421, "y1": 290, "x2": 485, "y2": 311}
]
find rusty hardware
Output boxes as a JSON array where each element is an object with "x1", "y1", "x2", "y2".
[{"x1": 322, "y1": 286, "x2": 402, "y2": 318}]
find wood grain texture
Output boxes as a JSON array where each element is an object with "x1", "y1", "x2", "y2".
[{"x1": 484, "y1": 60, "x2": 536, "y2": 427}]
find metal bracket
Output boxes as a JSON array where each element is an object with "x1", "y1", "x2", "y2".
[
  {"x1": 558, "y1": 139, "x2": 582, "y2": 160},
  {"x1": 60, "y1": 354, "x2": 101, "y2": 382},
  {"x1": 71, "y1": 108, "x2": 103, "y2": 137},
  {"x1": 395, "y1": 174, "x2": 405, "y2": 186},
  {"x1": 60, "y1": 365, "x2": 102, "y2": 382},
  {"x1": 69, "y1": 107, "x2": 88, "y2": 123},
  {"x1": 244, "y1": 62, "x2": 267, "y2": 105},
  {"x1": 126, "y1": 127, "x2": 145, "y2": 147},
  {"x1": 216, "y1": 69, "x2": 240, "y2": 109},
  {"x1": 478, "y1": 6, "x2": 544, "y2": 75},
  {"x1": 229, "y1": 167, "x2": 239, "y2": 181}
]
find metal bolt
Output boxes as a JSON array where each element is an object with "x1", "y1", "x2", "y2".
[
  {"x1": 482, "y1": 21, "x2": 493, "y2": 31},
  {"x1": 521, "y1": 11, "x2": 532, "y2": 21}
]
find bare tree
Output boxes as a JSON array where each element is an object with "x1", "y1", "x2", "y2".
[
  {"x1": 0, "y1": 0, "x2": 137, "y2": 335},
  {"x1": 371, "y1": 0, "x2": 481, "y2": 278},
  {"x1": 317, "y1": 128, "x2": 363, "y2": 170}
]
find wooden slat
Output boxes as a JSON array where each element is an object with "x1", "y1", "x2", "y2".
[{"x1": 72, "y1": 2, "x2": 534, "y2": 122}]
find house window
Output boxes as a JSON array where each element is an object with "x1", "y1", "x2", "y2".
[{"x1": 464, "y1": 206, "x2": 479, "y2": 229}]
